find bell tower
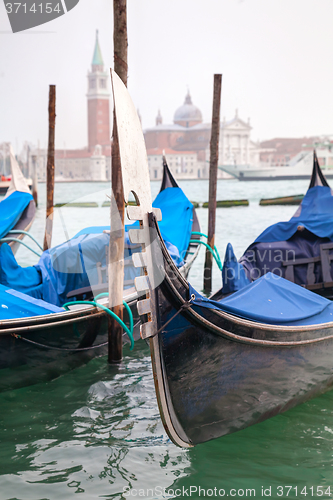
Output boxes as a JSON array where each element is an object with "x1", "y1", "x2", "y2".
[{"x1": 87, "y1": 30, "x2": 110, "y2": 152}]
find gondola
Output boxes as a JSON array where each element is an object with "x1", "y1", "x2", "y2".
[
  {"x1": 0, "y1": 145, "x2": 36, "y2": 255},
  {"x1": 0, "y1": 118, "x2": 200, "y2": 392},
  {"x1": 0, "y1": 156, "x2": 200, "y2": 306},
  {"x1": 218, "y1": 151, "x2": 333, "y2": 299},
  {"x1": 110, "y1": 70, "x2": 333, "y2": 448}
]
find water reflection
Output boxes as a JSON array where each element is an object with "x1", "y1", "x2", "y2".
[{"x1": 0, "y1": 343, "x2": 191, "y2": 499}]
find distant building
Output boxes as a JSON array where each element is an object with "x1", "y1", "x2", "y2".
[
  {"x1": 216, "y1": 112, "x2": 261, "y2": 168},
  {"x1": 145, "y1": 94, "x2": 261, "y2": 180},
  {"x1": 24, "y1": 31, "x2": 111, "y2": 182},
  {"x1": 52, "y1": 31, "x2": 110, "y2": 181},
  {"x1": 87, "y1": 30, "x2": 110, "y2": 154},
  {"x1": 147, "y1": 148, "x2": 207, "y2": 180},
  {"x1": 144, "y1": 91, "x2": 210, "y2": 164},
  {"x1": 19, "y1": 33, "x2": 333, "y2": 182},
  {"x1": 259, "y1": 137, "x2": 333, "y2": 167}
]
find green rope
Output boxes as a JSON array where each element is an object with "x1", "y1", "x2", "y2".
[
  {"x1": 191, "y1": 231, "x2": 222, "y2": 270},
  {"x1": 122, "y1": 301, "x2": 134, "y2": 335},
  {"x1": 7, "y1": 230, "x2": 43, "y2": 251},
  {"x1": 94, "y1": 292, "x2": 134, "y2": 343},
  {"x1": 0, "y1": 237, "x2": 42, "y2": 257},
  {"x1": 62, "y1": 299, "x2": 134, "y2": 350},
  {"x1": 192, "y1": 231, "x2": 220, "y2": 259}
]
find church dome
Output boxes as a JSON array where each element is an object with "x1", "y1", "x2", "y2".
[{"x1": 174, "y1": 91, "x2": 202, "y2": 127}]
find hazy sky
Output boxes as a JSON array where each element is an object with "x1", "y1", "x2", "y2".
[{"x1": 0, "y1": 0, "x2": 332, "y2": 151}]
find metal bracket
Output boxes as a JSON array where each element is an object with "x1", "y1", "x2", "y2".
[{"x1": 127, "y1": 205, "x2": 162, "y2": 222}]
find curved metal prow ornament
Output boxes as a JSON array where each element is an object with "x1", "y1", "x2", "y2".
[{"x1": 110, "y1": 69, "x2": 192, "y2": 448}]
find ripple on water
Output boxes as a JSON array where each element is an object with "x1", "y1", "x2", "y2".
[
  {"x1": 0, "y1": 344, "x2": 191, "y2": 499},
  {"x1": 2, "y1": 180, "x2": 333, "y2": 499}
]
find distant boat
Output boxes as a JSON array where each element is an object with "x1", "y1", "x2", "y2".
[
  {"x1": 0, "y1": 145, "x2": 36, "y2": 254},
  {"x1": 219, "y1": 150, "x2": 333, "y2": 181},
  {"x1": 0, "y1": 148, "x2": 32, "y2": 195},
  {"x1": 0, "y1": 177, "x2": 32, "y2": 195}
]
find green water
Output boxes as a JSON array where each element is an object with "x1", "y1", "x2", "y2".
[
  {"x1": 1, "y1": 344, "x2": 333, "y2": 499},
  {"x1": 2, "y1": 179, "x2": 333, "y2": 499}
]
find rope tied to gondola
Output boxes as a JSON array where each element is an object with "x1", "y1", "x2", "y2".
[
  {"x1": 11, "y1": 333, "x2": 109, "y2": 352},
  {"x1": 153, "y1": 295, "x2": 195, "y2": 337},
  {"x1": 191, "y1": 231, "x2": 222, "y2": 270},
  {"x1": 11, "y1": 296, "x2": 135, "y2": 352},
  {"x1": 62, "y1": 297, "x2": 135, "y2": 350}
]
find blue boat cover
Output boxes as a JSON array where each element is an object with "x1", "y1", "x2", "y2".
[
  {"x1": 74, "y1": 223, "x2": 185, "y2": 268},
  {"x1": 0, "y1": 191, "x2": 33, "y2": 239},
  {"x1": 0, "y1": 232, "x2": 140, "y2": 306},
  {"x1": 0, "y1": 242, "x2": 43, "y2": 298},
  {"x1": 153, "y1": 187, "x2": 193, "y2": 263},
  {"x1": 74, "y1": 187, "x2": 193, "y2": 266},
  {"x1": 73, "y1": 187, "x2": 193, "y2": 268},
  {"x1": 0, "y1": 183, "x2": 193, "y2": 307},
  {"x1": 255, "y1": 186, "x2": 333, "y2": 243},
  {"x1": 39, "y1": 232, "x2": 142, "y2": 306},
  {"x1": 190, "y1": 272, "x2": 333, "y2": 327},
  {"x1": 235, "y1": 183, "x2": 333, "y2": 288},
  {"x1": 222, "y1": 243, "x2": 250, "y2": 294},
  {"x1": 0, "y1": 283, "x2": 62, "y2": 320}
]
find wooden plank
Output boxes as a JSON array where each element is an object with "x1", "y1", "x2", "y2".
[
  {"x1": 202, "y1": 199, "x2": 249, "y2": 208},
  {"x1": 260, "y1": 194, "x2": 304, "y2": 206},
  {"x1": 282, "y1": 256, "x2": 321, "y2": 266},
  {"x1": 320, "y1": 243, "x2": 333, "y2": 284}
]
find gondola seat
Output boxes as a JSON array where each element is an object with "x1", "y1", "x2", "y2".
[{"x1": 281, "y1": 240, "x2": 333, "y2": 293}]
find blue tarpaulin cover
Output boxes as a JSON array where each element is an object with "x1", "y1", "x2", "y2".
[
  {"x1": 39, "y1": 232, "x2": 141, "y2": 306},
  {"x1": 0, "y1": 242, "x2": 43, "y2": 298},
  {"x1": 0, "y1": 184, "x2": 194, "y2": 306},
  {"x1": 190, "y1": 272, "x2": 333, "y2": 327},
  {"x1": 74, "y1": 187, "x2": 193, "y2": 266},
  {"x1": 153, "y1": 187, "x2": 193, "y2": 263},
  {"x1": 0, "y1": 191, "x2": 33, "y2": 239},
  {"x1": 236, "y1": 183, "x2": 333, "y2": 288},
  {"x1": 75, "y1": 188, "x2": 193, "y2": 251},
  {"x1": 0, "y1": 283, "x2": 63, "y2": 320},
  {"x1": 254, "y1": 186, "x2": 333, "y2": 243},
  {"x1": 0, "y1": 233, "x2": 140, "y2": 306},
  {"x1": 74, "y1": 223, "x2": 185, "y2": 268},
  {"x1": 222, "y1": 243, "x2": 250, "y2": 293}
]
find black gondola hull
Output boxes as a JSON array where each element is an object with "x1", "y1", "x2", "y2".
[
  {"x1": 0, "y1": 308, "x2": 107, "y2": 391},
  {"x1": 144, "y1": 214, "x2": 333, "y2": 446},
  {"x1": 0, "y1": 299, "x2": 140, "y2": 392},
  {"x1": 158, "y1": 309, "x2": 333, "y2": 444}
]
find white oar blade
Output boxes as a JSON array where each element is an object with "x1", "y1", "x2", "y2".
[{"x1": 110, "y1": 69, "x2": 152, "y2": 213}]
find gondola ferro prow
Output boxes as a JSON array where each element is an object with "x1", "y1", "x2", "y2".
[
  {"x1": 110, "y1": 68, "x2": 162, "y2": 341},
  {"x1": 110, "y1": 69, "x2": 193, "y2": 448}
]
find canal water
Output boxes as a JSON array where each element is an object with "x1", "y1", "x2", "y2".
[{"x1": 1, "y1": 179, "x2": 333, "y2": 500}]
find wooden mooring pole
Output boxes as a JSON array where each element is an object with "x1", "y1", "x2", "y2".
[
  {"x1": 204, "y1": 74, "x2": 222, "y2": 293},
  {"x1": 31, "y1": 155, "x2": 38, "y2": 207},
  {"x1": 43, "y1": 85, "x2": 56, "y2": 251},
  {"x1": 108, "y1": 0, "x2": 128, "y2": 363}
]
